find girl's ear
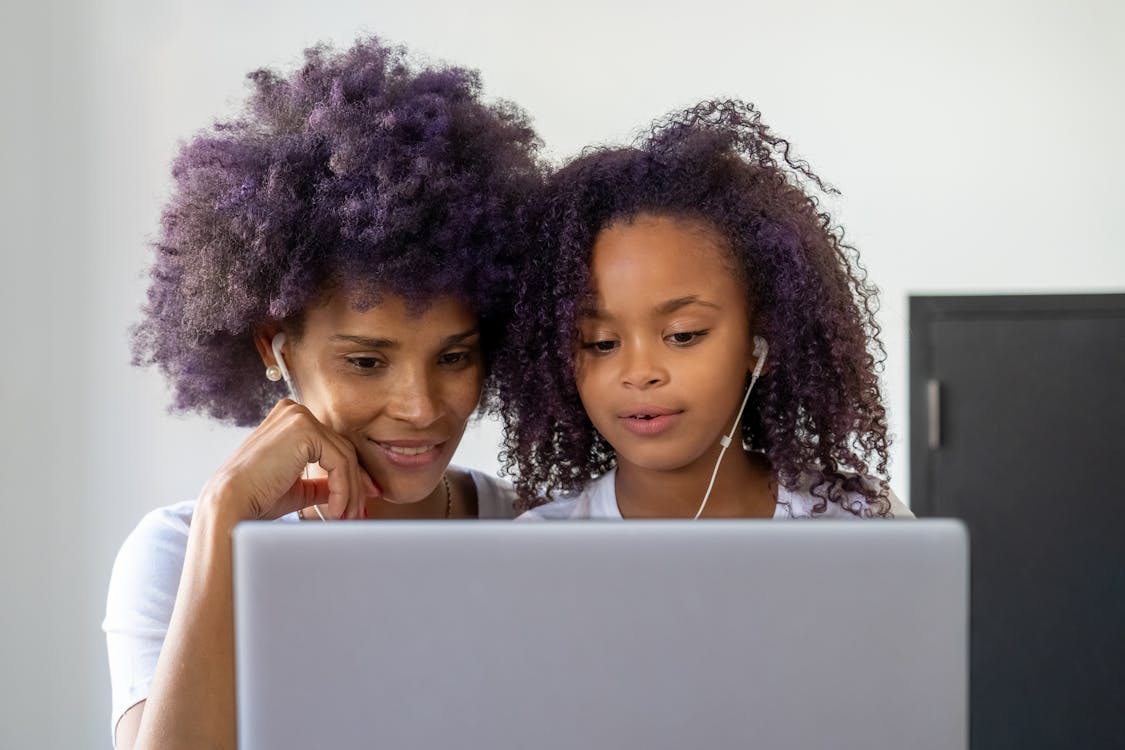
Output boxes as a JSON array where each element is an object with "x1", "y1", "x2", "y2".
[{"x1": 749, "y1": 335, "x2": 770, "y2": 376}]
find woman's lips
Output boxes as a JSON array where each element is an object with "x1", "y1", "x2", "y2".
[
  {"x1": 370, "y1": 439, "x2": 446, "y2": 467},
  {"x1": 618, "y1": 409, "x2": 684, "y2": 436}
]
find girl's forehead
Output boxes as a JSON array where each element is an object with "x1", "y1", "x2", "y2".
[
  {"x1": 591, "y1": 217, "x2": 733, "y2": 283},
  {"x1": 586, "y1": 215, "x2": 748, "y2": 315}
]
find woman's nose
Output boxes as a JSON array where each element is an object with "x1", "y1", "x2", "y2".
[{"x1": 384, "y1": 367, "x2": 442, "y2": 426}]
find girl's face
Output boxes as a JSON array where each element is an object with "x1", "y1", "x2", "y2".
[
  {"x1": 267, "y1": 290, "x2": 483, "y2": 504},
  {"x1": 575, "y1": 214, "x2": 759, "y2": 474}
]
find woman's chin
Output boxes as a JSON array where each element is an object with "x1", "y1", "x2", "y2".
[
  {"x1": 374, "y1": 474, "x2": 443, "y2": 505},
  {"x1": 379, "y1": 492, "x2": 423, "y2": 505},
  {"x1": 359, "y1": 456, "x2": 443, "y2": 505}
]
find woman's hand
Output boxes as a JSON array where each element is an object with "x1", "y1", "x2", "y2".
[
  {"x1": 122, "y1": 399, "x2": 380, "y2": 750},
  {"x1": 199, "y1": 399, "x2": 379, "y2": 522}
]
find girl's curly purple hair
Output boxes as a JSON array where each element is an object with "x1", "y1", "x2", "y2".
[
  {"x1": 493, "y1": 99, "x2": 890, "y2": 515},
  {"x1": 133, "y1": 36, "x2": 543, "y2": 426}
]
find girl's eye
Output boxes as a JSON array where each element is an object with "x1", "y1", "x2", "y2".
[
  {"x1": 582, "y1": 339, "x2": 619, "y2": 354},
  {"x1": 346, "y1": 357, "x2": 382, "y2": 370},
  {"x1": 667, "y1": 330, "x2": 708, "y2": 346}
]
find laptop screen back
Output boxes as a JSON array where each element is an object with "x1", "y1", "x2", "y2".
[{"x1": 233, "y1": 521, "x2": 967, "y2": 750}]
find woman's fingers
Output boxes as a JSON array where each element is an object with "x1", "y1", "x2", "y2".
[
  {"x1": 359, "y1": 467, "x2": 381, "y2": 499},
  {"x1": 209, "y1": 399, "x2": 380, "y2": 522},
  {"x1": 305, "y1": 428, "x2": 360, "y2": 520},
  {"x1": 307, "y1": 421, "x2": 383, "y2": 520}
]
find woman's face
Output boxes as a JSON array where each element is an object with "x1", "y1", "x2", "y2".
[{"x1": 270, "y1": 290, "x2": 483, "y2": 504}]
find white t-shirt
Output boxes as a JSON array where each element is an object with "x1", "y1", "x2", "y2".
[
  {"x1": 102, "y1": 468, "x2": 515, "y2": 742},
  {"x1": 517, "y1": 467, "x2": 913, "y2": 520}
]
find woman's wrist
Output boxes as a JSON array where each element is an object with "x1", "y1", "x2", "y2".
[{"x1": 195, "y1": 482, "x2": 253, "y2": 530}]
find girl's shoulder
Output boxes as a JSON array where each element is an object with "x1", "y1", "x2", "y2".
[
  {"x1": 462, "y1": 468, "x2": 520, "y2": 519},
  {"x1": 515, "y1": 471, "x2": 619, "y2": 521},
  {"x1": 776, "y1": 472, "x2": 914, "y2": 519}
]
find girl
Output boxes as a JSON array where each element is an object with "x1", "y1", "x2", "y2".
[
  {"x1": 496, "y1": 99, "x2": 911, "y2": 520},
  {"x1": 104, "y1": 38, "x2": 543, "y2": 750}
]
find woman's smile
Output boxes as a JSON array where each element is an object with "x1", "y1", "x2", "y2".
[{"x1": 370, "y1": 438, "x2": 449, "y2": 467}]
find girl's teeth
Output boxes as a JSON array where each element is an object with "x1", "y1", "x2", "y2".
[{"x1": 386, "y1": 445, "x2": 433, "y2": 455}]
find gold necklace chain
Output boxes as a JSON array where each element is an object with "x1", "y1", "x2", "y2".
[{"x1": 442, "y1": 473, "x2": 453, "y2": 518}]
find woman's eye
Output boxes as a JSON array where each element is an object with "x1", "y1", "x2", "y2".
[
  {"x1": 439, "y1": 351, "x2": 471, "y2": 366},
  {"x1": 667, "y1": 330, "x2": 708, "y2": 346},
  {"x1": 346, "y1": 357, "x2": 382, "y2": 370}
]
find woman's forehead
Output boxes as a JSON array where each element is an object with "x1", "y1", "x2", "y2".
[{"x1": 305, "y1": 289, "x2": 477, "y2": 332}]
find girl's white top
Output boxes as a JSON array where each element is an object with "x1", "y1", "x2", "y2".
[{"x1": 517, "y1": 467, "x2": 913, "y2": 520}]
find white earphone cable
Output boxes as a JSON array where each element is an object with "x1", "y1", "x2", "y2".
[{"x1": 694, "y1": 338, "x2": 768, "y2": 520}]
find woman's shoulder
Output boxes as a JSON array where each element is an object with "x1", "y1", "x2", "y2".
[
  {"x1": 103, "y1": 500, "x2": 198, "y2": 632},
  {"x1": 105, "y1": 499, "x2": 300, "y2": 626},
  {"x1": 776, "y1": 472, "x2": 914, "y2": 520},
  {"x1": 111, "y1": 501, "x2": 198, "y2": 573}
]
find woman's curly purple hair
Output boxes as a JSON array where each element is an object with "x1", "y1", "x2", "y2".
[
  {"x1": 133, "y1": 36, "x2": 543, "y2": 426},
  {"x1": 494, "y1": 99, "x2": 890, "y2": 514}
]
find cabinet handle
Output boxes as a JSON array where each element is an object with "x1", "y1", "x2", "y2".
[{"x1": 927, "y1": 379, "x2": 941, "y2": 449}]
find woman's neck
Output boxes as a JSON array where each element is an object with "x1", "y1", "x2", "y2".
[
  {"x1": 614, "y1": 446, "x2": 776, "y2": 519},
  {"x1": 303, "y1": 464, "x2": 468, "y2": 519}
]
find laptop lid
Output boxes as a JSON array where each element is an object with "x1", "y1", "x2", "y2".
[{"x1": 233, "y1": 521, "x2": 967, "y2": 750}]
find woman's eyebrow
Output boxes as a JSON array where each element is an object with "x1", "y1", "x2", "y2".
[
  {"x1": 655, "y1": 295, "x2": 721, "y2": 314},
  {"x1": 441, "y1": 327, "x2": 480, "y2": 346},
  {"x1": 331, "y1": 328, "x2": 480, "y2": 349},
  {"x1": 332, "y1": 334, "x2": 396, "y2": 348}
]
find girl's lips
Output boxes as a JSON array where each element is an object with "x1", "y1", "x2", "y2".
[
  {"x1": 371, "y1": 439, "x2": 446, "y2": 467},
  {"x1": 619, "y1": 411, "x2": 683, "y2": 436},
  {"x1": 616, "y1": 404, "x2": 680, "y2": 418}
]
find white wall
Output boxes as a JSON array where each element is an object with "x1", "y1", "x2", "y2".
[{"x1": 2, "y1": 0, "x2": 1122, "y2": 746}]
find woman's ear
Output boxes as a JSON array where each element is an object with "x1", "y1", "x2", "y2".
[{"x1": 253, "y1": 323, "x2": 284, "y2": 369}]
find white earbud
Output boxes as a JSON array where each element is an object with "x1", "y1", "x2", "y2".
[
  {"x1": 270, "y1": 332, "x2": 299, "y2": 401},
  {"x1": 694, "y1": 335, "x2": 769, "y2": 519},
  {"x1": 753, "y1": 334, "x2": 768, "y2": 361}
]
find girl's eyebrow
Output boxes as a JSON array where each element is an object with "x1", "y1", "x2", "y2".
[
  {"x1": 579, "y1": 296, "x2": 720, "y2": 320},
  {"x1": 578, "y1": 295, "x2": 604, "y2": 319},
  {"x1": 655, "y1": 295, "x2": 721, "y2": 314},
  {"x1": 331, "y1": 328, "x2": 479, "y2": 349}
]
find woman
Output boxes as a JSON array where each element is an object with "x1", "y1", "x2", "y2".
[{"x1": 104, "y1": 37, "x2": 543, "y2": 750}]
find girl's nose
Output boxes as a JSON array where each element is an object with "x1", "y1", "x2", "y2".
[{"x1": 620, "y1": 342, "x2": 668, "y2": 390}]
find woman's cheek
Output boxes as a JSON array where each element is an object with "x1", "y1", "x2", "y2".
[{"x1": 450, "y1": 368, "x2": 485, "y2": 418}]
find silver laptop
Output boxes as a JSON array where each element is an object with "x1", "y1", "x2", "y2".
[{"x1": 233, "y1": 521, "x2": 967, "y2": 750}]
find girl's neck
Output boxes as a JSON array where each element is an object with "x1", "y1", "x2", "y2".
[{"x1": 614, "y1": 446, "x2": 776, "y2": 519}]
